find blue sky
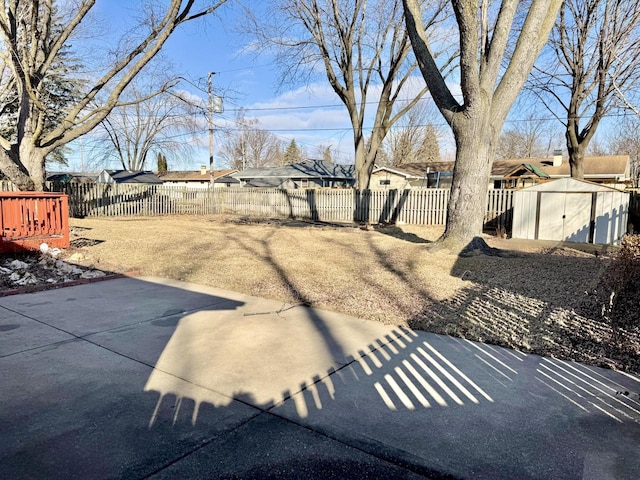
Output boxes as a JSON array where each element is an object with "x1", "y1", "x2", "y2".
[
  {"x1": 63, "y1": 1, "x2": 618, "y2": 173},
  {"x1": 67, "y1": 0, "x2": 390, "y2": 172}
]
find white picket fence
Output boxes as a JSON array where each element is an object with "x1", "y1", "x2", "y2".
[
  {"x1": 0, "y1": 180, "x2": 19, "y2": 192},
  {"x1": 1, "y1": 182, "x2": 514, "y2": 227}
]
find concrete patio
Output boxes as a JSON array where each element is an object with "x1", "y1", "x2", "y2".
[{"x1": 1, "y1": 276, "x2": 638, "y2": 479}]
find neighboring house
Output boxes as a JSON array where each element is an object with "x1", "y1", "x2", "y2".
[
  {"x1": 46, "y1": 172, "x2": 99, "y2": 184},
  {"x1": 392, "y1": 154, "x2": 630, "y2": 190},
  {"x1": 232, "y1": 159, "x2": 355, "y2": 188},
  {"x1": 370, "y1": 166, "x2": 422, "y2": 189},
  {"x1": 371, "y1": 164, "x2": 454, "y2": 189},
  {"x1": 156, "y1": 167, "x2": 238, "y2": 189},
  {"x1": 96, "y1": 170, "x2": 163, "y2": 185},
  {"x1": 491, "y1": 154, "x2": 630, "y2": 189},
  {"x1": 214, "y1": 175, "x2": 241, "y2": 188}
]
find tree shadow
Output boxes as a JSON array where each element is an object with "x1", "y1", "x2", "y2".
[
  {"x1": 4, "y1": 258, "x2": 639, "y2": 479},
  {"x1": 372, "y1": 225, "x2": 432, "y2": 244},
  {"x1": 421, "y1": 237, "x2": 639, "y2": 373}
]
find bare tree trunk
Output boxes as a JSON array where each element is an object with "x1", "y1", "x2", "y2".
[
  {"x1": 566, "y1": 105, "x2": 590, "y2": 180},
  {"x1": 19, "y1": 140, "x2": 47, "y2": 191},
  {"x1": 355, "y1": 163, "x2": 374, "y2": 190},
  {"x1": 404, "y1": 0, "x2": 562, "y2": 252},
  {"x1": 0, "y1": 150, "x2": 36, "y2": 191},
  {"x1": 354, "y1": 134, "x2": 370, "y2": 191},
  {"x1": 567, "y1": 127, "x2": 586, "y2": 180},
  {"x1": 354, "y1": 124, "x2": 386, "y2": 190},
  {"x1": 440, "y1": 115, "x2": 494, "y2": 251}
]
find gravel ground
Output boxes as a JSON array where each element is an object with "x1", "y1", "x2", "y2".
[{"x1": 2, "y1": 214, "x2": 638, "y2": 374}]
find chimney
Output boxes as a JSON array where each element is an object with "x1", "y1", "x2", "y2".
[
  {"x1": 200, "y1": 165, "x2": 207, "y2": 175},
  {"x1": 552, "y1": 149, "x2": 563, "y2": 167}
]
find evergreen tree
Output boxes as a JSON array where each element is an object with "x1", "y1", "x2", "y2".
[
  {"x1": 0, "y1": 4, "x2": 83, "y2": 168},
  {"x1": 157, "y1": 152, "x2": 168, "y2": 172},
  {"x1": 283, "y1": 139, "x2": 303, "y2": 164},
  {"x1": 420, "y1": 124, "x2": 441, "y2": 162}
]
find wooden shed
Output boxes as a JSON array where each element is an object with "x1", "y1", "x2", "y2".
[{"x1": 512, "y1": 178, "x2": 629, "y2": 245}]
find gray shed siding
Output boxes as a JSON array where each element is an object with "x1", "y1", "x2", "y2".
[{"x1": 512, "y1": 179, "x2": 629, "y2": 245}]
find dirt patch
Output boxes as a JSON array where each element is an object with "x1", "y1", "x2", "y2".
[
  {"x1": 0, "y1": 234, "x2": 112, "y2": 295},
  {"x1": 2, "y1": 215, "x2": 638, "y2": 374}
]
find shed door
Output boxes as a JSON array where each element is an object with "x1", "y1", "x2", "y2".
[{"x1": 538, "y1": 192, "x2": 592, "y2": 242}]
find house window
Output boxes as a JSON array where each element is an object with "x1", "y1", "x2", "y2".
[
  {"x1": 379, "y1": 179, "x2": 391, "y2": 185},
  {"x1": 300, "y1": 179, "x2": 309, "y2": 188}
]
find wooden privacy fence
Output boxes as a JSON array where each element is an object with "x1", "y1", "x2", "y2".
[
  {"x1": 0, "y1": 192, "x2": 69, "y2": 253},
  {"x1": 46, "y1": 183, "x2": 513, "y2": 229}
]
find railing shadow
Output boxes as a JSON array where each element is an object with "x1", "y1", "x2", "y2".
[{"x1": 141, "y1": 302, "x2": 640, "y2": 478}]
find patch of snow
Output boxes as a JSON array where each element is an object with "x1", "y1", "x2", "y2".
[{"x1": 9, "y1": 260, "x2": 29, "y2": 270}]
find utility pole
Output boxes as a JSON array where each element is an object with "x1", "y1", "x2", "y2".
[{"x1": 207, "y1": 72, "x2": 216, "y2": 185}]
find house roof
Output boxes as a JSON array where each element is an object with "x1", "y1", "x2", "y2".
[
  {"x1": 400, "y1": 156, "x2": 629, "y2": 180},
  {"x1": 156, "y1": 169, "x2": 237, "y2": 182},
  {"x1": 232, "y1": 159, "x2": 355, "y2": 180},
  {"x1": 492, "y1": 155, "x2": 629, "y2": 178},
  {"x1": 504, "y1": 163, "x2": 550, "y2": 179},
  {"x1": 102, "y1": 170, "x2": 163, "y2": 184},
  {"x1": 399, "y1": 162, "x2": 456, "y2": 175},
  {"x1": 215, "y1": 175, "x2": 240, "y2": 184},
  {"x1": 46, "y1": 172, "x2": 99, "y2": 183},
  {"x1": 243, "y1": 178, "x2": 286, "y2": 188},
  {"x1": 372, "y1": 166, "x2": 423, "y2": 179}
]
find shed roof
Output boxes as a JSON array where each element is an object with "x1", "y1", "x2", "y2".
[{"x1": 520, "y1": 177, "x2": 623, "y2": 192}]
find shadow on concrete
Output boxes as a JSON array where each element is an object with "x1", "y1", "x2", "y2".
[
  {"x1": 142, "y1": 301, "x2": 640, "y2": 479},
  {"x1": 137, "y1": 229, "x2": 640, "y2": 477},
  {"x1": 2, "y1": 270, "x2": 639, "y2": 479}
]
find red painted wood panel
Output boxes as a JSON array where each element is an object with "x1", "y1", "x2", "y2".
[{"x1": 0, "y1": 192, "x2": 69, "y2": 253}]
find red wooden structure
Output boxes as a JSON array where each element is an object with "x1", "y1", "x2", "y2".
[{"x1": 0, "y1": 192, "x2": 69, "y2": 253}]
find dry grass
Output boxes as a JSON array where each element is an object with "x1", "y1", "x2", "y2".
[{"x1": 66, "y1": 215, "x2": 639, "y2": 374}]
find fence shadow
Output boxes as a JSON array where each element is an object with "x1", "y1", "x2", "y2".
[{"x1": 405, "y1": 237, "x2": 639, "y2": 374}]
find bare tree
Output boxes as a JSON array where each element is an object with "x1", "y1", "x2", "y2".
[
  {"x1": 219, "y1": 109, "x2": 282, "y2": 170},
  {"x1": 530, "y1": 0, "x2": 640, "y2": 179},
  {"x1": 313, "y1": 144, "x2": 334, "y2": 163},
  {"x1": 496, "y1": 113, "x2": 562, "y2": 159},
  {"x1": 608, "y1": 116, "x2": 640, "y2": 187},
  {"x1": 403, "y1": 0, "x2": 562, "y2": 250},
  {"x1": 0, "y1": 0, "x2": 227, "y2": 190},
  {"x1": 382, "y1": 101, "x2": 442, "y2": 166},
  {"x1": 244, "y1": 0, "x2": 451, "y2": 190},
  {"x1": 97, "y1": 77, "x2": 201, "y2": 171}
]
